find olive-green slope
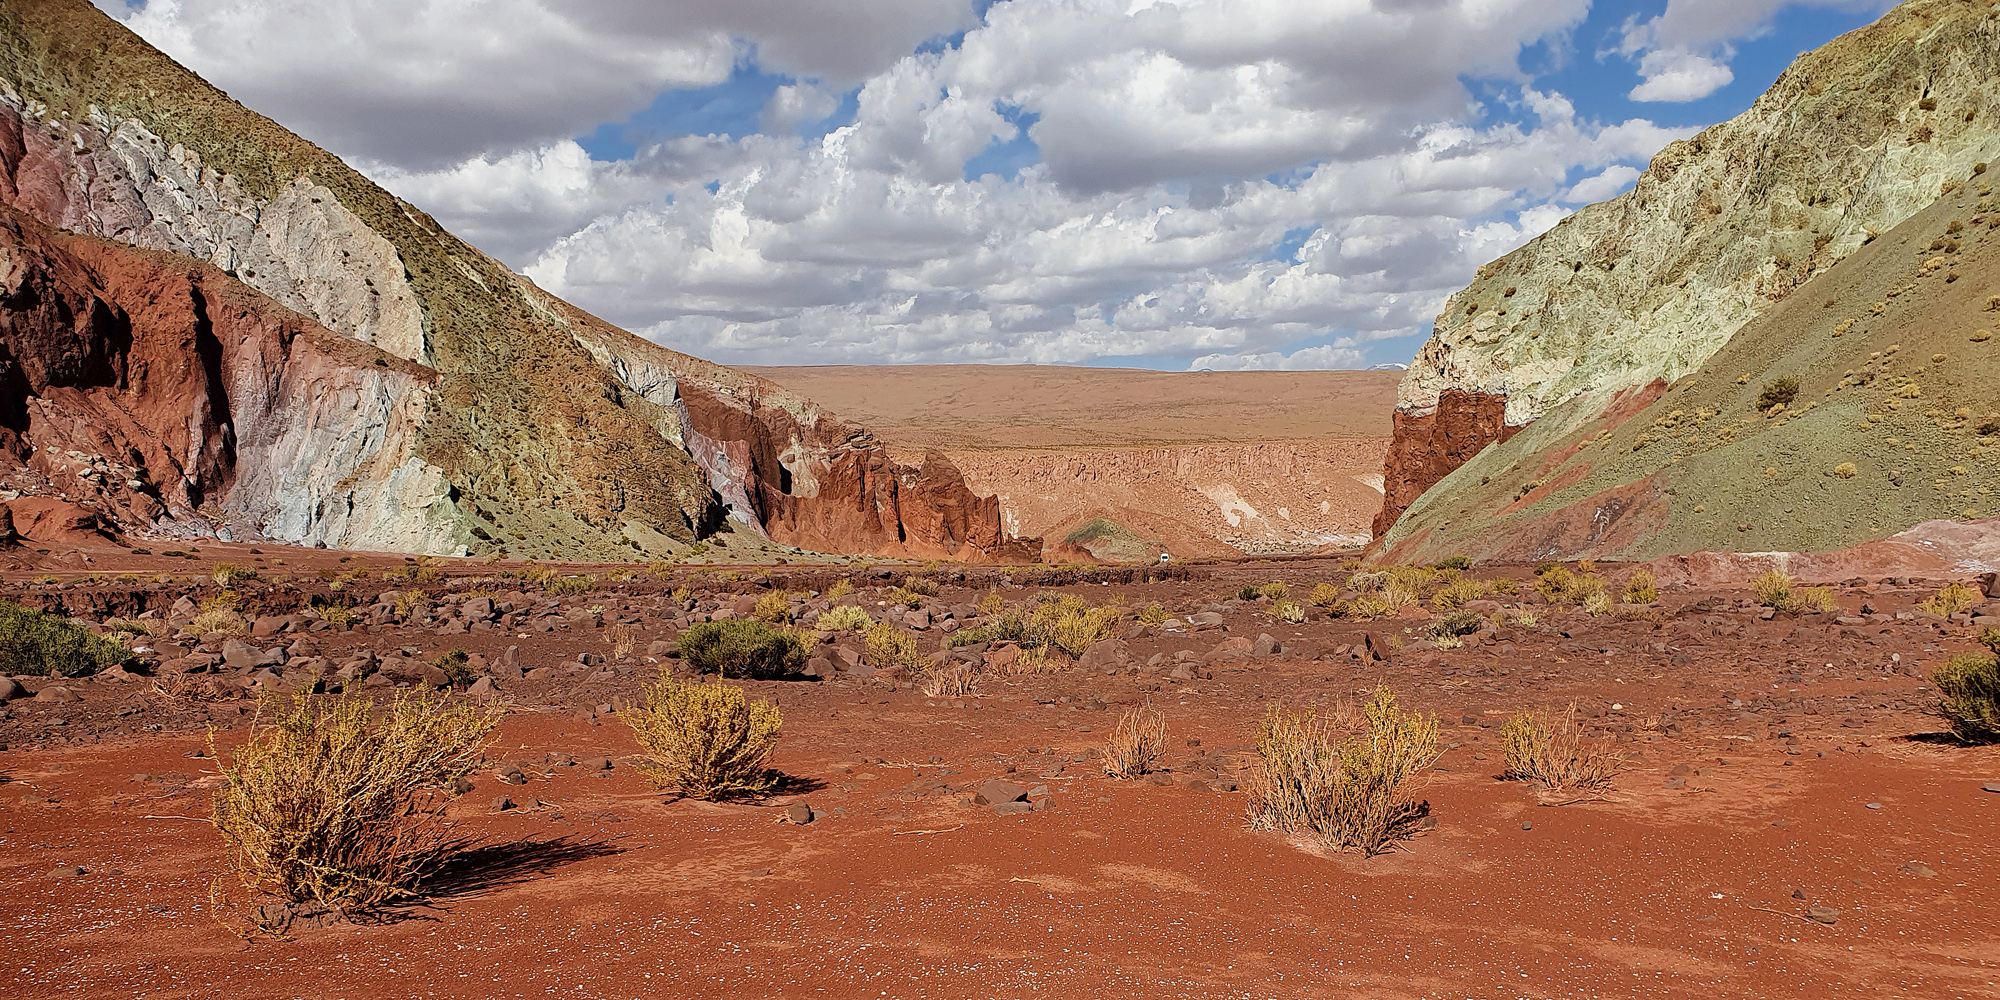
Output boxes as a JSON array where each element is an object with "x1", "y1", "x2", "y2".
[{"x1": 1381, "y1": 166, "x2": 2000, "y2": 563}]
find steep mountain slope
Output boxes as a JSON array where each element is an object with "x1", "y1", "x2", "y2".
[
  {"x1": 1379, "y1": 0, "x2": 2000, "y2": 536},
  {"x1": 1376, "y1": 170, "x2": 2000, "y2": 563},
  {"x1": 0, "y1": 0, "x2": 1025, "y2": 561}
]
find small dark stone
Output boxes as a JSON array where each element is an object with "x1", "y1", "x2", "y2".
[
  {"x1": 1520, "y1": 820, "x2": 1533, "y2": 831},
  {"x1": 490, "y1": 795, "x2": 514, "y2": 811},
  {"x1": 785, "y1": 802, "x2": 813, "y2": 825},
  {"x1": 44, "y1": 864, "x2": 85, "y2": 879},
  {"x1": 453, "y1": 775, "x2": 475, "y2": 795},
  {"x1": 1807, "y1": 905, "x2": 1839, "y2": 925},
  {"x1": 1792, "y1": 888, "x2": 1807, "y2": 900}
]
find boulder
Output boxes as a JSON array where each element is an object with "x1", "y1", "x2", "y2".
[
  {"x1": 220, "y1": 639, "x2": 262, "y2": 670},
  {"x1": 974, "y1": 779, "x2": 1027, "y2": 805},
  {"x1": 0, "y1": 677, "x2": 23, "y2": 702},
  {"x1": 1079, "y1": 638, "x2": 1128, "y2": 673}
]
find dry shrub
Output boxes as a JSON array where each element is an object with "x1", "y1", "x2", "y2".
[
  {"x1": 1345, "y1": 571, "x2": 1386, "y2": 593},
  {"x1": 1622, "y1": 570, "x2": 1658, "y2": 604},
  {"x1": 606, "y1": 624, "x2": 638, "y2": 661},
  {"x1": 1031, "y1": 598, "x2": 1120, "y2": 657},
  {"x1": 670, "y1": 586, "x2": 695, "y2": 605},
  {"x1": 392, "y1": 589, "x2": 430, "y2": 617},
  {"x1": 1308, "y1": 582, "x2": 1344, "y2": 608},
  {"x1": 188, "y1": 606, "x2": 250, "y2": 637},
  {"x1": 1377, "y1": 580, "x2": 1421, "y2": 612},
  {"x1": 212, "y1": 563, "x2": 258, "y2": 586},
  {"x1": 919, "y1": 661, "x2": 977, "y2": 698},
  {"x1": 624, "y1": 674, "x2": 783, "y2": 800},
  {"x1": 1245, "y1": 688, "x2": 1439, "y2": 856},
  {"x1": 210, "y1": 689, "x2": 498, "y2": 918},
  {"x1": 0, "y1": 600, "x2": 129, "y2": 677},
  {"x1": 1104, "y1": 704, "x2": 1167, "y2": 779},
  {"x1": 751, "y1": 591, "x2": 793, "y2": 624},
  {"x1": 900, "y1": 576, "x2": 941, "y2": 597},
  {"x1": 824, "y1": 578, "x2": 855, "y2": 600},
  {"x1": 1351, "y1": 595, "x2": 1400, "y2": 619},
  {"x1": 977, "y1": 591, "x2": 1008, "y2": 615},
  {"x1": 1273, "y1": 599, "x2": 1307, "y2": 624},
  {"x1": 1752, "y1": 570, "x2": 1837, "y2": 614},
  {"x1": 678, "y1": 620, "x2": 810, "y2": 679},
  {"x1": 864, "y1": 621, "x2": 923, "y2": 670},
  {"x1": 1135, "y1": 603, "x2": 1169, "y2": 626},
  {"x1": 818, "y1": 604, "x2": 873, "y2": 632},
  {"x1": 887, "y1": 587, "x2": 927, "y2": 609},
  {"x1": 544, "y1": 575, "x2": 598, "y2": 597},
  {"x1": 1499, "y1": 706, "x2": 1624, "y2": 793},
  {"x1": 1258, "y1": 581, "x2": 1289, "y2": 601},
  {"x1": 1919, "y1": 582, "x2": 1982, "y2": 617},
  {"x1": 1933, "y1": 630, "x2": 2000, "y2": 742},
  {"x1": 1431, "y1": 577, "x2": 1490, "y2": 610}
]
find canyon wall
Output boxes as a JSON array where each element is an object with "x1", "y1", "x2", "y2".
[
  {"x1": 0, "y1": 203, "x2": 455, "y2": 551},
  {"x1": 946, "y1": 439, "x2": 1387, "y2": 559},
  {"x1": 1380, "y1": 0, "x2": 2000, "y2": 534}
]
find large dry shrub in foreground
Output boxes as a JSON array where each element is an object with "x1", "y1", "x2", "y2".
[
  {"x1": 210, "y1": 689, "x2": 498, "y2": 914},
  {"x1": 1104, "y1": 704, "x2": 1167, "y2": 779},
  {"x1": 1246, "y1": 687, "x2": 1439, "y2": 855},
  {"x1": 1933, "y1": 629, "x2": 2000, "y2": 742},
  {"x1": 1499, "y1": 706, "x2": 1624, "y2": 793},
  {"x1": 625, "y1": 673, "x2": 783, "y2": 800}
]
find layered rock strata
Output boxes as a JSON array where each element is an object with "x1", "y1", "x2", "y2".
[{"x1": 0, "y1": 0, "x2": 1024, "y2": 560}]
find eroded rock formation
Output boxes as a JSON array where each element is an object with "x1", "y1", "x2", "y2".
[
  {"x1": 1379, "y1": 0, "x2": 2000, "y2": 537},
  {"x1": 0, "y1": 0, "x2": 1026, "y2": 560}
]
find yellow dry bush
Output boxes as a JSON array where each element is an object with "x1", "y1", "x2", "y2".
[
  {"x1": 818, "y1": 604, "x2": 873, "y2": 632},
  {"x1": 188, "y1": 607, "x2": 249, "y2": 637},
  {"x1": 606, "y1": 624, "x2": 638, "y2": 661},
  {"x1": 210, "y1": 689, "x2": 499, "y2": 916},
  {"x1": 1351, "y1": 595, "x2": 1400, "y2": 619},
  {"x1": 1273, "y1": 599, "x2": 1307, "y2": 624},
  {"x1": 864, "y1": 621, "x2": 923, "y2": 669},
  {"x1": 887, "y1": 587, "x2": 927, "y2": 609},
  {"x1": 900, "y1": 576, "x2": 941, "y2": 597},
  {"x1": 1499, "y1": 706, "x2": 1624, "y2": 793},
  {"x1": 1258, "y1": 581, "x2": 1290, "y2": 601},
  {"x1": 1430, "y1": 577, "x2": 1490, "y2": 611},
  {"x1": 624, "y1": 674, "x2": 783, "y2": 801},
  {"x1": 919, "y1": 661, "x2": 977, "y2": 698},
  {"x1": 977, "y1": 591, "x2": 1008, "y2": 615},
  {"x1": 1308, "y1": 582, "x2": 1344, "y2": 609},
  {"x1": 1753, "y1": 570, "x2": 1838, "y2": 614},
  {"x1": 1378, "y1": 580, "x2": 1421, "y2": 612},
  {"x1": 1622, "y1": 570, "x2": 1658, "y2": 605},
  {"x1": 1489, "y1": 576, "x2": 1519, "y2": 596},
  {"x1": 824, "y1": 578, "x2": 854, "y2": 600},
  {"x1": 1919, "y1": 582, "x2": 1982, "y2": 617},
  {"x1": 212, "y1": 563, "x2": 258, "y2": 586},
  {"x1": 1135, "y1": 603, "x2": 1169, "y2": 626},
  {"x1": 751, "y1": 591, "x2": 792, "y2": 624},
  {"x1": 1345, "y1": 571, "x2": 1386, "y2": 594},
  {"x1": 1033, "y1": 600, "x2": 1121, "y2": 657},
  {"x1": 1245, "y1": 688, "x2": 1439, "y2": 856},
  {"x1": 1104, "y1": 704, "x2": 1167, "y2": 778}
]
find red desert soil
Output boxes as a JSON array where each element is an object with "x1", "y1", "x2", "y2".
[
  {"x1": 748, "y1": 366, "x2": 1402, "y2": 557},
  {"x1": 4, "y1": 545, "x2": 2000, "y2": 998}
]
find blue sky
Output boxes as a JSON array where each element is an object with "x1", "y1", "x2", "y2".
[{"x1": 112, "y1": 0, "x2": 1898, "y2": 371}]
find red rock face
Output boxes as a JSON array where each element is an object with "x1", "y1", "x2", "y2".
[
  {"x1": 676, "y1": 384, "x2": 1035, "y2": 562},
  {"x1": 0, "y1": 203, "x2": 428, "y2": 541},
  {"x1": 1372, "y1": 389, "x2": 1515, "y2": 537}
]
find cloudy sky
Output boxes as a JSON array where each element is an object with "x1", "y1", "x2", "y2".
[{"x1": 99, "y1": 0, "x2": 1895, "y2": 371}]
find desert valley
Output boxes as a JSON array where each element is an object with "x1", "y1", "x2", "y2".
[{"x1": 3, "y1": 0, "x2": 2000, "y2": 997}]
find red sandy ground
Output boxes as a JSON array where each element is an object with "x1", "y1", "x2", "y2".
[{"x1": 3, "y1": 553, "x2": 1999, "y2": 999}]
